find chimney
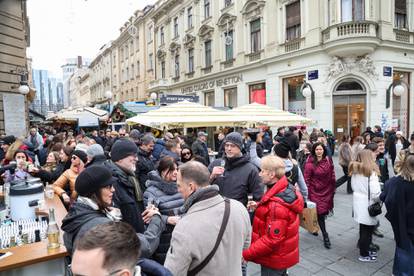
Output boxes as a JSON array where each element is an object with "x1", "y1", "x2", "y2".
[{"x1": 77, "y1": 56, "x2": 82, "y2": 68}]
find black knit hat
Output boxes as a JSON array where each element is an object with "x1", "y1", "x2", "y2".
[
  {"x1": 75, "y1": 165, "x2": 116, "y2": 197},
  {"x1": 273, "y1": 141, "x2": 291, "y2": 158},
  {"x1": 72, "y1": 150, "x2": 88, "y2": 164},
  {"x1": 223, "y1": 132, "x2": 243, "y2": 149},
  {"x1": 0, "y1": 135, "x2": 16, "y2": 145},
  {"x1": 110, "y1": 138, "x2": 138, "y2": 162}
]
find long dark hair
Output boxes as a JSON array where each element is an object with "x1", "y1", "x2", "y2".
[
  {"x1": 89, "y1": 190, "x2": 111, "y2": 211},
  {"x1": 311, "y1": 142, "x2": 327, "y2": 166},
  {"x1": 180, "y1": 145, "x2": 193, "y2": 162}
]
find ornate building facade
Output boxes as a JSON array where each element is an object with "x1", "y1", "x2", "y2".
[{"x1": 145, "y1": 0, "x2": 414, "y2": 138}]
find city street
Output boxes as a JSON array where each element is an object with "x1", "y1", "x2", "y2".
[{"x1": 248, "y1": 155, "x2": 395, "y2": 276}]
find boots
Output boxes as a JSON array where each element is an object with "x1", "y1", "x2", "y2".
[{"x1": 323, "y1": 233, "x2": 331, "y2": 249}]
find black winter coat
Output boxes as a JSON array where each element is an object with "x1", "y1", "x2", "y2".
[
  {"x1": 104, "y1": 160, "x2": 145, "y2": 233},
  {"x1": 34, "y1": 162, "x2": 66, "y2": 184},
  {"x1": 61, "y1": 202, "x2": 110, "y2": 254},
  {"x1": 380, "y1": 176, "x2": 414, "y2": 250},
  {"x1": 376, "y1": 153, "x2": 389, "y2": 184},
  {"x1": 136, "y1": 148, "x2": 156, "y2": 192},
  {"x1": 143, "y1": 171, "x2": 184, "y2": 264},
  {"x1": 85, "y1": 154, "x2": 107, "y2": 168},
  {"x1": 209, "y1": 154, "x2": 263, "y2": 206},
  {"x1": 284, "y1": 131, "x2": 299, "y2": 159},
  {"x1": 192, "y1": 139, "x2": 210, "y2": 166}
]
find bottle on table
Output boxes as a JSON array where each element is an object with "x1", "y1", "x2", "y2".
[{"x1": 47, "y1": 208, "x2": 60, "y2": 250}]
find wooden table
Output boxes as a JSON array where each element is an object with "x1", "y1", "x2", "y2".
[{"x1": 0, "y1": 195, "x2": 68, "y2": 275}]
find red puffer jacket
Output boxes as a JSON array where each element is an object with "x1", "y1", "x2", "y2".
[{"x1": 243, "y1": 176, "x2": 304, "y2": 270}]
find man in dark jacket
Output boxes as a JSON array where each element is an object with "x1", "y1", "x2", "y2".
[
  {"x1": 136, "y1": 134, "x2": 156, "y2": 192},
  {"x1": 284, "y1": 127, "x2": 300, "y2": 159},
  {"x1": 104, "y1": 139, "x2": 146, "y2": 233},
  {"x1": 159, "y1": 139, "x2": 181, "y2": 163},
  {"x1": 209, "y1": 132, "x2": 263, "y2": 206},
  {"x1": 153, "y1": 132, "x2": 174, "y2": 161},
  {"x1": 90, "y1": 130, "x2": 104, "y2": 147},
  {"x1": 85, "y1": 144, "x2": 107, "y2": 168},
  {"x1": 192, "y1": 131, "x2": 210, "y2": 166}
]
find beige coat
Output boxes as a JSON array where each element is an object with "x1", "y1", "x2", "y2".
[{"x1": 164, "y1": 195, "x2": 251, "y2": 276}]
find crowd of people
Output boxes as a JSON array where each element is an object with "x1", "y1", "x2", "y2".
[{"x1": 0, "y1": 124, "x2": 413, "y2": 276}]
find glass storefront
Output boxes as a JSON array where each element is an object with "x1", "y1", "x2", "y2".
[
  {"x1": 204, "y1": 91, "x2": 215, "y2": 107},
  {"x1": 283, "y1": 75, "x2": 306, "y2": 116},
  {"x1": 392, "y1": 71, "x2": 410, "y2": 135},
  {"x1": 249, "y1": 83, "x2": 266, "y2": 104},
  {"x1": 224, "y1": 87, "x2": 237, "y2": 108}
]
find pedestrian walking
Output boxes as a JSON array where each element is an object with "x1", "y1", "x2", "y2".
[
  {"x1": 349, "y1": 149, "x2": 381, "y2": 262},
  {"x1": 336, "y1": 135, "x2": 353, "y2": 193},
  {"x1": 243, "y1": 156, "x2": 304, "y2": 276},
  {"x1": 351, "y1": 136, "x2": 365, "y2": 161},
  {"x1": 380, "y1": 154, "x2": 414, "y2": 275},
  {"x1": 394, "y1": 132, "x2": 414, "y2": 174},
  {"x1": 304, "y1": 142, "x2": 336, "y2": 249}
]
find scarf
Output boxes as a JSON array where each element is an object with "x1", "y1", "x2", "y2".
[
  {"x1": 77, "y1": 196, "x2": 122, "y2": 222},
  {"x1": 181, "y1": 185, "x2": 220, "y2": 213}
]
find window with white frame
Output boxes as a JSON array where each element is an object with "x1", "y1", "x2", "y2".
[
  {"x1": 148, "y1": 25, "x2": 153, "y2": 42},
  {"x1": 286, "y1": 1, "x2": 301, "y2": 41},
  {"x1": 395, "y1": 0, "x2": 407, "y2": 29},
  {"x1": 188, "y1": 7, "x2": 193, "y2": 29},
  {"x1": 161, "y1": 61, "x2": 166, "y2": 78},
  {"x1": 174, "y1": 55, "x2": 180, "y2": 78},
  {"x1": 341, "y1": 0, "x2": 364, "y2": 22},
  {"x1": 137, "y1": 61, "x2": 140, "y2": 77},
  {"x1": 204, "y1": 91, "x2": 215, "y2": 106},
  {"x1": 188, "y1": 48, "x2": 194, "y2": 72},
  {"x1": 174, "y1": 17, "x2": 179, "y2": 38},
  {"x1": 160, "y1": 26, "x2": 165, "y2": 45},
  {"x1": 130, "y1": 40, "x2": 134, "y2": 55},
  {"x1": 205, "y1": 40, "x2": 212, "y2": 67},
  {"x1": 224, "y1": 30, "x2": 233, "y2": 61},
  {"x1": 149, "y1": 53, "x2": 153, "y2": 70},
  {"x1": 224, "y1": 87, "x2": 237, "y2": 107},
  {"x1": 131, "y1": 64, "x2": 134, "y2": 79},
  {"x1": 126, "y1": 67, "x2": 129, "y2": 81},
  {"x1": 204, "y1": 0, "x2": 210, "y2": 19},
  {"x1": 250, "y1": 19, "x2": 261, "y2": 53}
]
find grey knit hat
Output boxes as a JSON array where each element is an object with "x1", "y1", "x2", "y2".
[
  {"x1": 223, "y1": 132, "x2": 243, "y2": 149},
  {"x1": 86, "y1": 144, "x2": 104, "y2": 158}
]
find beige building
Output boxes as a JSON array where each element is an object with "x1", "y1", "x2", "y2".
[
  {"x1": 146, "y1": 0, "x2": 414, "y2": 138},
  {"x1": 68, "y1": 68, "x2": 90, "y2": 107},
  {"x1": 89, "y1": 42, "x2": 114, "y2": 104},
  {"x1": 0, "y1": 0, "x2": 30, "y2": 137}
]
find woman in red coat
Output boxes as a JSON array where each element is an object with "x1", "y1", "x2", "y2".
[
  {"x1": 243, "y1": 156, "x2": 304, "y2": 275},
  {"x1": 304, "y1": 142, "x2": 336, "y2": 249}
]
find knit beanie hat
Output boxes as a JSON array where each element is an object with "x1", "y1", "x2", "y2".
[
  {"x1": 86, "y1": 144, "x2": 104, "y2": 158},
  {"x1": 75, "y1": 165, "x2": 116, "y2": 197},
  {"x1": 273, "y1": 141, "x2": 291, "y2": 159},
  {"x1": 223, "y1": 132, "x2": 243, "y2": 149},
  {"x1": 110, "y1": 138, "x2": 138, "y2": 162},
  {"x1": 72, "y1": 150, "x2": 88, "y2": 164},
  {"x1": 75, "y1": 143, "x2": 89, "y2": 153},
  {"x1": 129, "y1": 129, "x2": 141, "y2": 141},
  {"x1": 0, "y1": 135, "x2": 16, "y2": 145}
]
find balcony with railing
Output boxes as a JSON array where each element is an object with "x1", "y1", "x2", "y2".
[
  {"x1": 148, "y1": 78, "x2": 171, "y2": 91},
  {"x1": 322, "y1": 21, "x2": 380, "y2": 56},
  {"x1": 394, "y1": 29, "x2": 414, "y2": 44},
  {"x1": 281, "y1": 37, "x2": 305, "y2": 53}
]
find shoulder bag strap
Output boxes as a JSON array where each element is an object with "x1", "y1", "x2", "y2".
[
  {"x1": 187, "y1": 198, "x2": 231, "y2": 276},
  {"x1": 367, "y1": 176, "x2": 371, "y2": 203}
]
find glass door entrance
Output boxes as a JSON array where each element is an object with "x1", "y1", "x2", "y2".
[{"x1": 333, "y1": 95, "x2": 366, "y2": 140}]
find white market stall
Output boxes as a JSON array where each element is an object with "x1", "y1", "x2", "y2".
[{"x1": 46, "y1": 107, "x2": 108, "y2": 127}]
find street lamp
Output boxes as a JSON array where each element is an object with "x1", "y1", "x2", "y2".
[
  {"x1": 150, "y1": 92, "x2": 158, "y2": 105},
  {"x1": 301, "y1": 81, "x2": 315, "y2": 110},
  {"x1": 386, "y1": 81, "x2": 406, "y2": 108}
]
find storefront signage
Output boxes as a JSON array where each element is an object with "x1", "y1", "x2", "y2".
[
  {"x1": 181, "y1": 75, "x2": 243, "y2": 94},
  {"x1": 308, "y1": 70, "x2": 319, "y2": 80},
  {"x1": 160, "y1": 95, "x2": 199, "y2": 104},
  {"x1": 383, "y1": 66, "x2": 392, "y2": 77}
]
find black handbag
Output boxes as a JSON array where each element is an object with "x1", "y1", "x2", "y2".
[{"x1": 367, "y1": 176, "x2": 382, "y2": 217}]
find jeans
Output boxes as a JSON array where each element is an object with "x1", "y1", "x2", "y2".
[
  {"x1": 261, "y1": 266, "x2": 288, "y2": 276},
  {"x1": 359, "y1": 224, "x2": 375, "y2": 257},
  {"x1": 393, "y1": 241, "x2": 414, "y2": 276}
]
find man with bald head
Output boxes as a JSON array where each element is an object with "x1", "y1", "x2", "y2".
[{"x1": 165, "y1": 161, "x2": 251, "y2": 276}]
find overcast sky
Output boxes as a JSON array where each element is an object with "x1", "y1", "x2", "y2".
[{"x1": 27, "y1": 0, "x2": 154, "y2": 78}]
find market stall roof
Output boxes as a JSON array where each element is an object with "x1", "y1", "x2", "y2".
[
  {"x1": 46, "y1": 107, "x2": 108, "y2": 125},
  {"x1": 228, "y1": 103, "x2": 313, "y2": 127},
  {"x1": 126, "y1": 101, "x2": 236, "y2": 130}
]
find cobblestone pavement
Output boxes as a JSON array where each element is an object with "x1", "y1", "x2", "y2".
[{"x1": 247, "y1": 155, "x2": 395, "y2": 276}]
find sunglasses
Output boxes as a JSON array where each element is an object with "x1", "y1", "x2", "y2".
[
  {"x1": 182, "y1": 152, "x2": 191, "y2": 156},
  {"x1": 71, "y1": 156, "x2": 78, "y2": 160},
  {"x1": 119, "y1": 134, "x2": 126, "y2": 137}
]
